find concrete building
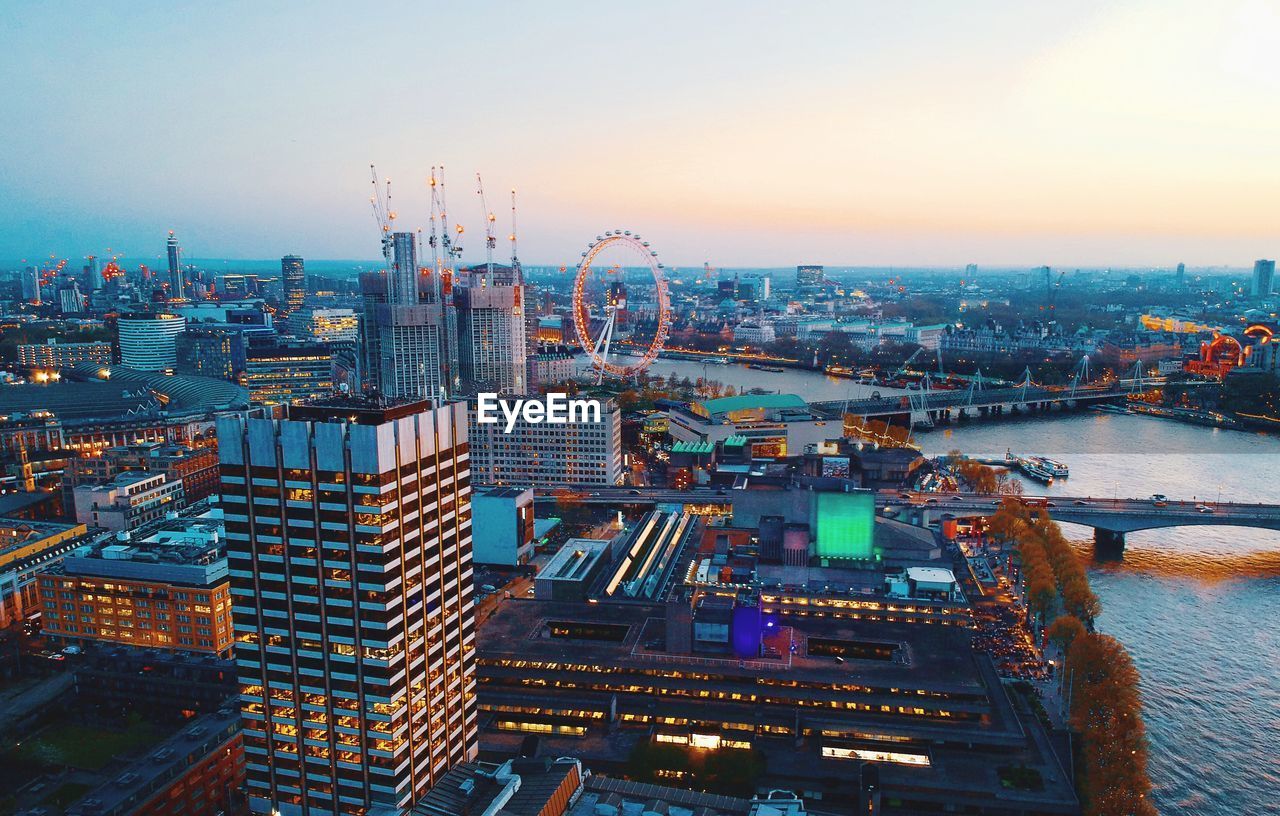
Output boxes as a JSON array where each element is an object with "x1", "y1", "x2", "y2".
[
  {"x1": 360, "y1": 246, "x2": 459, "y2": 401},
  {"x1": 0, "y1": 518, "x2": 87, "y2": 629},
  {"x1": 117, "y1": 312, "x2": 187, "y2": 373},
  {"x1": 733, "y1": 320, "x2": 776, "y2": 346},
  {"x1": 456, "y1": 264, "x2": 528, "y2": 395},
  {"x1": 1251, "y1": 259, "x2": 1275, "y2": 298},
  {"x1": 905, "y1": 323, "x2": 948, "y2": 351},
  {"x1": 412, "y1": 757, "x2": 584, "y2": 816},
  {"x1": 39, "y1": 504, "x2": 233, "y2": 655},
  {"x1": 467, "y1": 398, "x2": 623, "y2": 487},
  {"x1": 288, "y1": 306, "x2": 359, "y2": 344},
  {"x1": 796, "y1": 264, "x2": 824, "y2": 288},
  {"x1": 18, "y1": 339, "x2": 112, "y2": 370},
  {"x1": 74, "y1": 441, "x2": 220, "y2": 505},
  {"x1": 73, "y1": 471, "x2": 186, "y2": 531},
  {"x1": 534, "y1": 538, "x2": 613, "y2": 602},
  {"x1": 241, "y1": 341, "x2": 334, "y2": 405},
  {"x1": 65, "y1": 707, "x2": 245, "y2": 816},
  {"x1": 667, "y1": 394, "x2": 838, "y2": 459},
  {"x1": 471, "y1": 486, "x2": 535, "y2": 566},
  {"x1": 217, "y1": 398, "x2": 478, "y2": 815},
  {"x1": 527, "y1": 344, "x2": 575, "y2": 390}
]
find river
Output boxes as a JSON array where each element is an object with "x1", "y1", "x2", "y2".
[
  {"x1": 920, "y1": 414, "x2": 1280, "y2": 815},
  {"x1": 615, "y1": 357, "x2": 904, "y2": 402},
  {"x1": 628, "y1": 360, "x2": 1280, "y2": 814}
]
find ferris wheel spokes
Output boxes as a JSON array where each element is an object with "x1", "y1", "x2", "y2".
[
  {"x1": 590, "y1": 307, "x2": 619, "y2": 384},
  {"x1": 573, "y1": 230, "x2": 671, "y2": 382}
]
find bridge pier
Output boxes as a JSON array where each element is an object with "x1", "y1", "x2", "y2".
[{"x1": 1093, "y1": 528, "x2": 1126, "y2": 559}]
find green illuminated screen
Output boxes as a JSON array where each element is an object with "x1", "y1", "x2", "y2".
[{"x1": 815, "y1": 491, "x2": 875, "y2": 560}]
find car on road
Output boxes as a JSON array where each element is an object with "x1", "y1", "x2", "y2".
[
  {"x1": 951, "y1": 495, "x2": 964, "y2": 501},
  {"x1": 1150, "y1": 494, "x2": 1169, "y2": 507},
  {"x1": 1196, "y1": 504, "x2": 1214, "y2": 513},
  {"x1": 1074, "y1": 499, "x2": 1088, "y2": 505}
]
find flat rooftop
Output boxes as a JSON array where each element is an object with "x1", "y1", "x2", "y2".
[
  {"x1": 541, "y1": 538, "x2": 611, "y2": 582},
  {"x1": 478, "y1": 598, "x2": 987, "y2": 695}
]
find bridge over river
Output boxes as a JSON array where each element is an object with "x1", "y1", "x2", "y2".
[
  {"x1": 809, "y1": 381, "x2": 1138, "y2": 426},
  {"x1": 533, "y1": 486, "x2": 1280, "y2": 554}
]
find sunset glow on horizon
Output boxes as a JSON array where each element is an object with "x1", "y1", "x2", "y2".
[{"x1": 3, "y1": 0, "x2": 1279, "y2": 267}]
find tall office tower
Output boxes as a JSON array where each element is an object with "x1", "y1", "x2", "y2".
[
  {"x1": 360, "y1": 232, "x2": 459, "y2": 401},
  {"x1": 117, "y1": 312, "x2": 187, "y2": 372},
  {"x1": 86, "y1": 255, "x2": 104, "y2": 290},
  {"x1": 1251, "y1": 259, "x2": 1275, "y2": 298},
  {"x1": 796, "y1": 264, "x2": 823, "y2": 287},
  {"x1": 1176, "y1": 262, "x2": 1186, "y2": 290},
  {"x1": 167, "y1": 230, "x2": 185, "y2": 299},
  {"x1": 455, "y1": 264, "x2": 527, "y2": 395},
  {"x1": 281, "y1": 255, "x2": 306, "y2": 316},
  {"x1": 218, "y1": 399, "x2": 478, "y2": 816},
  {"x1": 21, "y1": 266, "x2": 41, "y2": 304},
  {"x1": 964, "y1": 263, "x2": 978, "y2": 280}
]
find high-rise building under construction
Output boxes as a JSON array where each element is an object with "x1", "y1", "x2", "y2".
[
  {"x1": 361, "y1": 232, "x2": 459, "y2": 400},
  {"x1": 455, "y1": 263, "x2": 527, "y2": 395}
]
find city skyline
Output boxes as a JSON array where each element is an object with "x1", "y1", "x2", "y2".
[{"x1": 4, "y1": 1, "x2": 1280, "y2": 268}]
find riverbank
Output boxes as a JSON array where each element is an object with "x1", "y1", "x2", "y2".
[{"x1": 921, "y1": 415, "x2": 1280, "y2": 814}]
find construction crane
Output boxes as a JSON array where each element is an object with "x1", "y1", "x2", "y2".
[
  {"x1": 895, "y1": 345, "x2": 944, "y2": 379},
  {"x1": 476, "y1": 173, "x2": 497, "y2": 286},
  {"x1": 369, "y1": 164, "x2": 396, "y2": 267},
  {"x1": 1046, "y1": 268, "x2": 1066, "y2": 315},
  {"x1": 369, "y1": 164, "x2": 403, "y2": 304},
  {"x1": 509, "y1": 189, "x2": 522, "y2": 284}
]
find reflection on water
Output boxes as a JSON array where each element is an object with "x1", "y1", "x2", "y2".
[{"x1": 924, "y1": 413, "x2": 1280, "y2": 816}]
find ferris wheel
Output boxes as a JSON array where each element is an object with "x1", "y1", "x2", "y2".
[{"x1": 572, "y1": 230, "x2": 671, "y2": 382}]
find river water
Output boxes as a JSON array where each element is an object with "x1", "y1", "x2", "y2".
[{"x1": 636, "y1": 360, "x2": 1280, "y2": 814}]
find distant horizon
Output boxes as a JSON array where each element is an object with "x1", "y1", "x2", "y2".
[
  {"x1": 0, "y1": 256, "x2": 1262, "y2": 277},
  {"x1": 4, "y1": 2, "x2": 1280, "y2": 267}
]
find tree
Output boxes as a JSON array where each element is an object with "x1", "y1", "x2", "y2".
[{"x1": 1046, "y1": 615, "x2": 1087, "y2": 655}]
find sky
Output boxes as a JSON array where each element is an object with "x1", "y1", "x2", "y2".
[{"x1": 3, "y1": 0, "x2": 1279, "y2": 269}]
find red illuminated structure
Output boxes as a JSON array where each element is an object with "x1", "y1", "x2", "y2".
[{"x1": 1185, "y1": 324, "x2": 1278, "y2": 378}]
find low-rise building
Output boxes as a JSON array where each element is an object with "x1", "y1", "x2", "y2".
[
  {"x1": 733, "y1": 321, "x2": 776, "y2": 346},
  {"x1": 73, "y1": 471, "x2": 185, "y2": 531},
  {"x1": 66, "y1": 705, "x2": 245, "y2": 816},
  {"x1": 667, "y1": 394, "x2": 840, "y2": 459},
  {"x1": 75, "y1": 442, "x2": 220, "y2": 504},
  {"x1": 0, "y1": 518, "x2": 87, "y2": 628},
  {"x1": 288, "y1": 306, "x2": 360, "y2": 344},
  {"x1": 472, "y1": 486, "x2": 535, "y2": 566},
  {"x1": 38, "y1": 504, "x2": 233, "y2": 655},
  {"x1": 468, "y1": 397, "x2": 623, "y2": 487},
  {"x1": 527, "y1": 343, "x2": 575, "y2": 390},
  {"x1": 535, "y1": 538, "x2": 614, "y2": 602},
  {"x1": 17, "y1": 338, "x2": 113, "y2": 370}
]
